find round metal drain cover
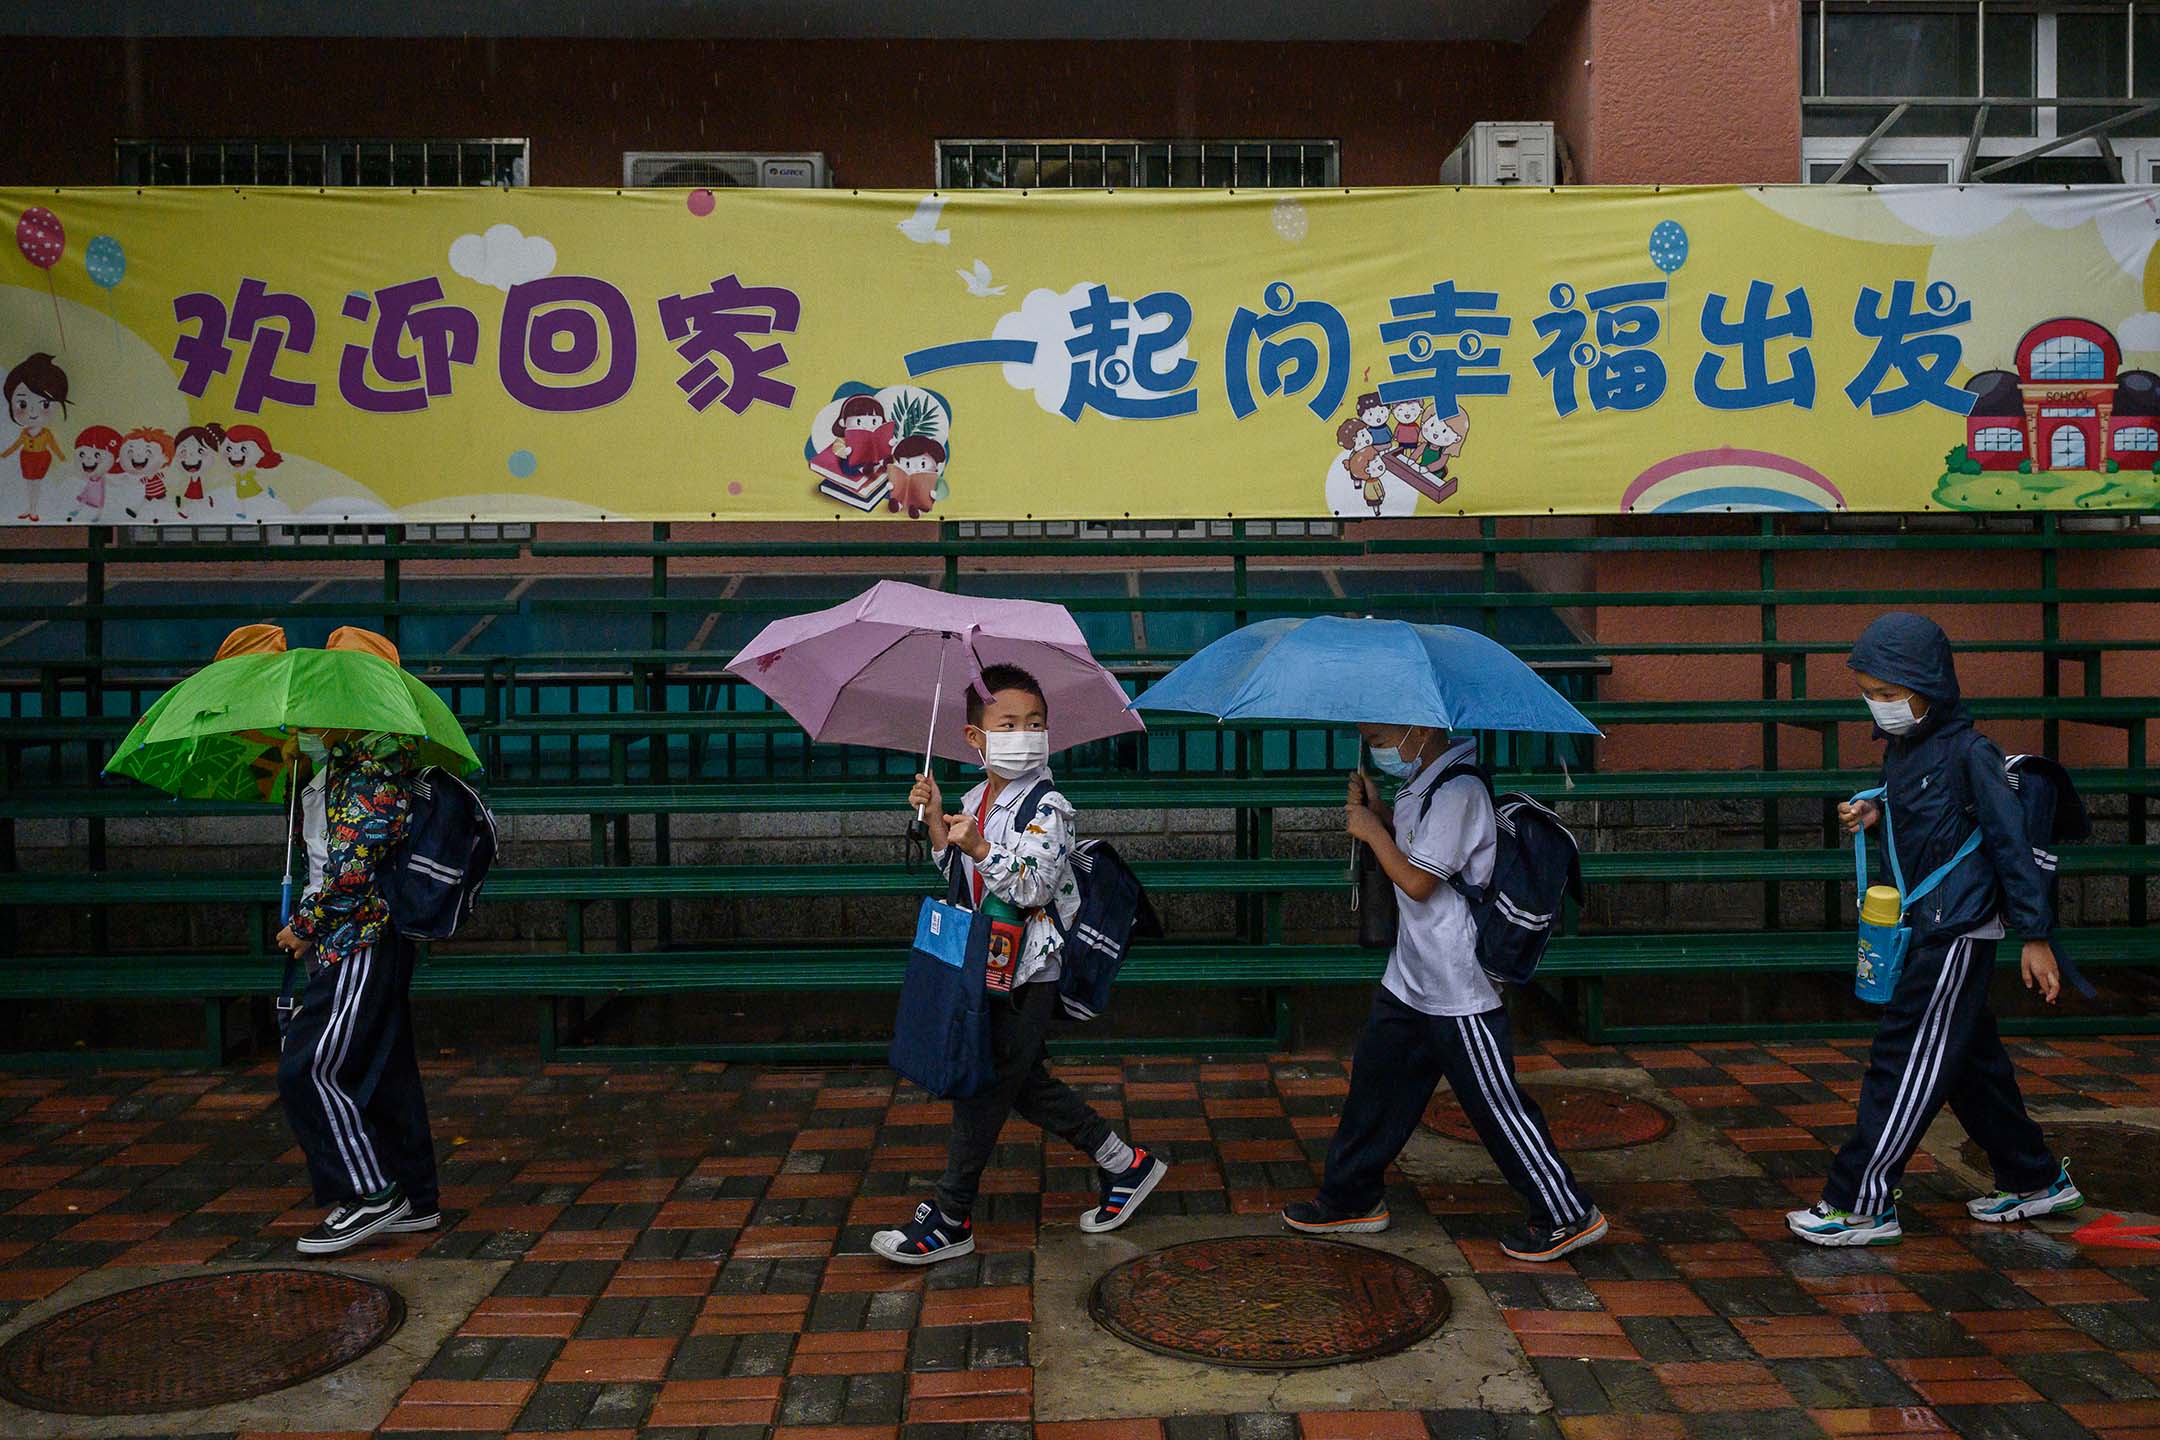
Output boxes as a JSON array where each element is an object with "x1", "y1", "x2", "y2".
[
  {"x1": 1089, "y1": 1235, "x2": 1450, "y2": 1370},
  {"x1": 0, "y1": 1268, "x2": 402, "y2": 1415},
  {"x1": 1960, "y1": 1120, "x2": 2155, "y2": 1212},
  {"x1": 1424, "y1": 1082, "x2": 1675, "y2": 1151}
]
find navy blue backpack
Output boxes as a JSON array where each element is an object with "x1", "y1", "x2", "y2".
[
  {"x1": 2004, "y1": 754, "x2": 2098, "y2": 998},
  {"x1": 1395, "y1": 761, "x2": 1584, "y2": 986},
  {"x1": 385, "y1": 765, "x2": 500, "y2": 941}
]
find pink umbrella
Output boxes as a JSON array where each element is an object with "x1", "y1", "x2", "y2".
[{"x1": 727, "y1": 581, "x2": 1144, "y2": 852}]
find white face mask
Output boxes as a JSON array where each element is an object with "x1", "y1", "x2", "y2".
[
  {"x1": 1866, "y1": 695, "x2": 1922, "y2": 735},
  {"x1": 1368, "y1": 732, "x2": 1423, "y2": 780},
  {"x1": 978, "y1": 730, "x2": 1049, "y2": 778},
  {"x1": 295, "y1": 731, "x2": 329, "y2": 764}
]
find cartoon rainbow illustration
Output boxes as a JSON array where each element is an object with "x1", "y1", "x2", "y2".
[{"x1": 1622, "y1": 447, "x2": 1847, "y2": 513}]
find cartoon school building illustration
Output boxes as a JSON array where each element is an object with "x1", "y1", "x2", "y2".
[{"x1": 1963, "y1": 318, "x2": 2160, "y2": 474}]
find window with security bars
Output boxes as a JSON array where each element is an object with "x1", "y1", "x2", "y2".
[
  {"x1": 115, "y1": 138, "x2": 530, "y2": 187},
  {"x1": 937, "y1": 140, "x2": 1338, "y2": 189}
]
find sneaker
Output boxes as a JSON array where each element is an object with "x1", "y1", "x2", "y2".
[
  {"x1": 869, "y1": 1201, "x2": 975, "y2": 1266},
  {"x1": 296, "y1": 1186, "x2": 411, "y2": 1255},
  {"x1": 1786, "y1": 1201, "x2": 1902, "y2": 1247},
  {"x1": 1503, "y1": 1208, "x2": 1609, "y2": 1262},
  {"x1": 1079, "y1": 1148, "x2": 1169, "y2": 1234},
  {"x1": 385, "y1": 1208, "x2": 442, "y2": 1234},
  {"x1": 1282, "y1": 1198, "x2": 1391, "y2": 1235},
  {"x1": 1968, "y1": 1164, "x2": 2084, "y2": 1224}
]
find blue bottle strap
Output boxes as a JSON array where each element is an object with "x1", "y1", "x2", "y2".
[{"x1": 1849, "y1": 786, "x2": 1890, "y2": 898}]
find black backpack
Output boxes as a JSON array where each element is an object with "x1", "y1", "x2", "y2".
[
  {"x1": 2003, "y1": 754, "x2": 2097, "y2": 998},
  {"x1": 946, "y1": 777, "x2": 1163, "y2": 1022},
  {"x1": 1357, "y1": 761, "x2": 1584, "y2": 986},
  {"x1": 385, "y1": 765, "x2": 499, "y2": 941}
]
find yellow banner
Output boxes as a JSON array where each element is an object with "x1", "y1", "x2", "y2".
[{"x1": 5, "y1": 184, "x2": 2160, "y2": 523}]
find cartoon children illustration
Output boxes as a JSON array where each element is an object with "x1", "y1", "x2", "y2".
[
  {"x1": 173, "y1": 423, "x2": 227, "y2": 511},
  {"x1": 887, "y1": 435, "x2": 947, "y2": 518},
  {"x1": 1349, "y1": 444, "x2": 1391, "y2": 515},
  {"x1": 832, "y1": 395, "x2": 892, "y2": 480},
  {"x1": 72, "y1": 425, "x2": 122, "y2": 521},
  {"x1": 3, "y1": 353, "x2": 70, "y2": 523},
  {"x1": 118, "y1": 427, "x2": 176, "y2": 517},
  {"x1": 223, "y1": 425, "x2": 282, "y2": 517},
  {"x1": 1389, "y1": 399, "x2": 1424, "y2": 451},
  {"x1": 1357, "y1": 392, "x2": 1393, "y2": 450},
  {"x1": 1415, "y1": 405, "x2": 1469, "y2": 479}
]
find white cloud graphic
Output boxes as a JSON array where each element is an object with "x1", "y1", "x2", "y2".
[
  {"x1": 1871, "y1": 187, "x2": 2160, "y2": 280},
  {"x1": 993, "y1": 283, "x2": 1194, "y2": 418},
  {"x1": 449, "y1": 223, "x2": 557, "y2": 291}
]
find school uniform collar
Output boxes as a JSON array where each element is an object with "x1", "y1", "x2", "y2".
[
  {"x1": 1399, "y1": 738, "x2": 1478, "y2": 802},
  {"x1": 973, "y1": 764, "x2": 1054, "y2": 818}
]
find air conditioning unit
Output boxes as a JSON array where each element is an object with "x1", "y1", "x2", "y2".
[
  {"x1": 1440, "y1": 122, "x2": 1556, "y2": 185},
  {"x1": 622, "y1": 151, "x2": 829, "y2": 188}
]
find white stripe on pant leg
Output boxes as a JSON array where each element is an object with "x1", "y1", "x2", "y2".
[
  {"x1": 1864, "y1": 939, "x2": 1969, "y2": 1214},
  {"x1": 1453, "y1": 1016, "x2": 1567, "y2": 1225},
  {"x1": 1853, "y1": 939, "x2": 1960, "y2": 1215},
  {"x1": 313, "y1": 948, "x2": 383, "y2": 1196},
  {"x1": 1863, "y1": 939, "x2": 1972, "y2": 1214},
  {"x1": 1859, "y1": 938, "x2": 1967, "y2": 1214},
  {"x1": 1858, "y1": 939, "x2": 1967, "y2": 1214},
  {"x1": 313, "y1": 947, "x2": 387, "y2": 1195},
  {"x1": 326, "y1": 945, "x2": 389, "y2": 1194},
  {"x1": 1467, "y1": 1013, "x2": 1582, "y2": 1224},
  {"x1": 310, "y1": 952, "x2": 371, "y2": 1195}
]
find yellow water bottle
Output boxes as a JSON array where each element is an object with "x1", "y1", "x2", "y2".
[{"x1": 1860, "y1": 886, "x2": 1902, "y2": 927}]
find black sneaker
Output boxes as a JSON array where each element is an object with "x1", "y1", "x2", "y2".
[
  {"x1": 385, "y1": 1207, "x2": 441, "y2": 1234},
  {"x1": 297, "y1": 1186, "x2": 411, "y2": 1255},
  {"x1": 869, "y1": 1201, "x2": 975, "y2": 1266},
  {"x1": 1282, "y1": 1197, "x2": 1390, "y2": 1234},
  {"x1": 1501, "y1": 1208, "x2": 1608, "y2": 1263},
  {"x1": 1079, "y1": 1148, "x2": 1169, "y2": 1234}
]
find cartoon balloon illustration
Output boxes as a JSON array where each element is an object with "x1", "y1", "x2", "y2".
[
  {"x1": 14, "y1": 206, "x2": 67, "y2": 346},
  {"x1": 1649, "y1": 220, "x2": 1689, "y2": 332},
  {"x1": 85, "y1": 235, "x2": 126, "y2": 352},
  {"x1": 84, "y1": 234, "x2": 124, "y2": 288}
]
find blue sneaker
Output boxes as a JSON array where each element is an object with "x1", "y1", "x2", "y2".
[
  {"x1": 870, "y1": 1200, "x2": 974, "y2": 1266},
  {"x1": 1786, "y1": 1200, "x2": 1902, "y2": 1247},
  {"x1": 1079, "y1": 1148, "x2": 1168, "y2": 1234},
  {"x1": 1968, "y1": 1163, "x2": 2084, "y2": 1224}
]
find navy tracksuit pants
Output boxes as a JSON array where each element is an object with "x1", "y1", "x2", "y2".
[
  {"x1": 1824, "y1": 933, "x2": 2058, "y2": 1216},
  {"x1": 1321, "y1": 988, "x2": 1594, "y2": 1231},
  {"x1": 276, "y1": 932, "x2": 440, "y2": 1212}
]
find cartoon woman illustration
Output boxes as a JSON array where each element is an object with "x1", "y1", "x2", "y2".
[
  {"x1": 173, "y1": 423, "x2": 227, "y2": 510},
  {"x1": 887, "y1": 434, "x2": 947, "y2": 518},
  {"x1": 1389, "y1": 398, "x2": 1423, "y2": 451},
  {"x1": 1356, "y1": 392, "x2": 1393, "y2": 450},
  {"x1": 71, "y1": 425, "x2": 122, "y2": 521},
  {"x1": 3, "y1": 353, "x2": 70, "y2": 523},
  {"x1": 1349, "y1": 444, "x2": 1391, "y2": 515},
  {"x1": 118, "y1": 427, "x2": 175, "y2": 517},
  {"x1": 223, "y1": 425, "x2": 282, "y2": 515},
  {"x1": 831, "y1": 395, "x2": 891, "y2": 480}
]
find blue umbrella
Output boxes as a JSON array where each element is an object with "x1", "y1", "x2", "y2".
[{"x1": 1131, "y1": 616, "x2": 1600, "y2": 735}]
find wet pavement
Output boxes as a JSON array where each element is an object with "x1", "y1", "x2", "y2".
[{"x1": 0, "y1": 1031, "x2": 2153, "y2": 1439}]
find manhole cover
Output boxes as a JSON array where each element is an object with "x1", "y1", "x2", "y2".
[
  {"x1": 0, "y1": 1269, "x2": 402, "y2": 1415},
  {"x1": 1959, "y1": 1120, "x2": 2156, "y2": 1212},
  {"x1": 1424, "y1": 1082, "x2": 1674, "y2": 1151},
  {"x1": 1089, "y1": 1236, "x2": 1450, "y2": 1370}
]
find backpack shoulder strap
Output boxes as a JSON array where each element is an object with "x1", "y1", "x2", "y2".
[{"x1": 1408, "y1": 759, "x2": 1493, "y2": 905}]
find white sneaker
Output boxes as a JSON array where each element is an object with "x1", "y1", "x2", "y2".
[
  {"x1": 1968, "y1": 1164, "x2": 2084, "y2": 1224},
  {"x1": 1786, "y1": 1201, "x2": 1902, "y2": 1247}
]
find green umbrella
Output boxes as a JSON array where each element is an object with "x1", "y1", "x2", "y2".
[{"x1": 104, "y1": 648, "x2": 480, "y2": 804}]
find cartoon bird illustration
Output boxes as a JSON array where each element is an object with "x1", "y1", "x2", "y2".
[
  {"x1": 956, "y1": 259, "x2": 1006, "y2": 297},
  {"x1": 897, "y1": 196, "x2": 951, "y2": 246}
]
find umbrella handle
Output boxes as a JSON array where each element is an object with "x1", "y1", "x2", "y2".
[
  {"x1": 1349, "y1": 839, "x2": 1361, "y2": 912},
  {"x1": 905, "y1": 816, "x2": 929, "y2": 869}
]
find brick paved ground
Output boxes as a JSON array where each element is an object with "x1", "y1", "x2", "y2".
[{"x1": 0, "y1": 1031, "x2": 2156, "y2": 1439}]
